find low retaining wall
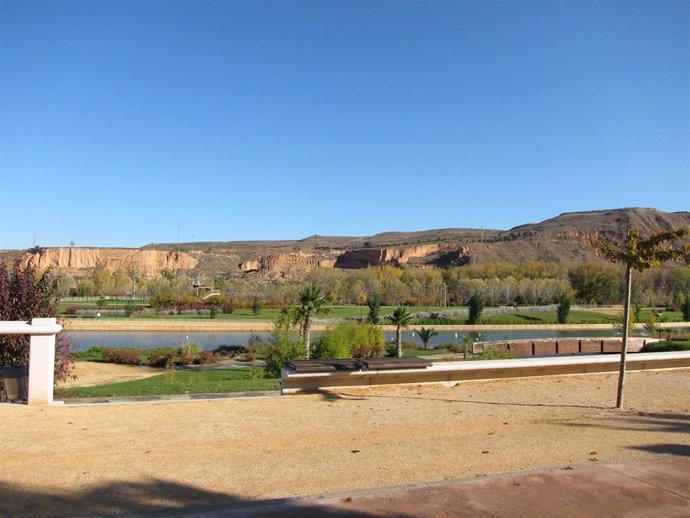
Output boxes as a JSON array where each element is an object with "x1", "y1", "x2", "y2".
[
  {"x1": 473, "y1": 337, "x2": 652, "y2": 356},
  {"x1": 280, "y1": 352, "x2": 690, "y2": 394}
]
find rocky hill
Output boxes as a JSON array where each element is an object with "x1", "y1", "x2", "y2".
[{"x1": 4, "y1": 208, "x2": 689, "y2": 280}]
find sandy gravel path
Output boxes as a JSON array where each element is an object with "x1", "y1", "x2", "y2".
[
  {"x1": 1, "y1": 369, "x2": 689, "y2": 517},
  {"x1": 58, "y1": 361, "x2": 166, "y2": 388}
]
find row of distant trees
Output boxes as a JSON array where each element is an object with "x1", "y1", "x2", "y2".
[{"x1": 59, "y1": 261, "x2": 690, "y2": 309}]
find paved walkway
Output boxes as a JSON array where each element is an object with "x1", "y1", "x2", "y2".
[{"x1": 151, "y1": 456, "x2": 690, "y2": 517}]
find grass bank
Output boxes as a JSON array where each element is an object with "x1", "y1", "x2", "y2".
[{"x1": 55, "y1": 367, "x2": 279, "y2": 399}]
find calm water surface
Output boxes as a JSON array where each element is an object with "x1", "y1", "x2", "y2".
[{"x1": 67, "y1": 329, "x2": 619, "y2": 352}]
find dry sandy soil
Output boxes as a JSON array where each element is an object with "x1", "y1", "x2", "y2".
[
  {"x1": 2, "y1": 368, "x2": 689, "y2": 517},
  {"x1": 58, "y1": 361, "x2": 166, "y2": 388}
]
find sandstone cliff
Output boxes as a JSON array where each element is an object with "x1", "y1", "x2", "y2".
[
  {"x1": 21, "y1": 248, "x2": 198, "y2": 277},
  {"x1": 334, "y1": 244, "x2": 441, "y2": 269},
  {"x1": 239, "y1": 253, "x2": 335, "y2": 279}
]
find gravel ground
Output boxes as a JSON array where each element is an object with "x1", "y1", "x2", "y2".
[{"x1": 1, "y1": 368, "x2": 689, "y2": 517}]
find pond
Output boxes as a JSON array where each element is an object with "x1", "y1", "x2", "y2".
[{"x1": 67, "y1": 329, "x2": 622, "y2": 352}]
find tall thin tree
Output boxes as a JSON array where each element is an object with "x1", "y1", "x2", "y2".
[
  {"x1": 388, "y1": 306, "x2": 412, "y2": 358},
  {"x1": 592, "y1": 227, "x2": 690, "y2": 409},
  {"x1": 295, "y1": 284, "x2": 330, "y2": 359},
  {"x1": 366, "y1": 298, "x2": 381, "y2": 325}
]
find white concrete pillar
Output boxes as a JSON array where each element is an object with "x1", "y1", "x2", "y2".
[{"x1": 27, "y1": 318, "x2": 58, "y2": 405}]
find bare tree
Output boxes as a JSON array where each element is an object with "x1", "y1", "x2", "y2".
[{"x1": 592, "y1": 227, "x2": 689, "y2": 409}]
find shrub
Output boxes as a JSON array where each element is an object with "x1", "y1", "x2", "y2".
[
  {"x1": 351, "y1": 343, "x2": 384, "y2": 358},
  {"x1": 179, "y1": 343, "x2": 202, "y2": 356},
  {"x1": 147, "y1": 348, "x2": 178, "y2": 368},
  {"x1": 0, "y1": 262, "x2": 74, "y2": 382},
  {"x1": 178, "y1": 343, "x2": 202, "y2": 365},
  {"x1": 103, "y1": 348, "x2": 143, "y2": 365},
  {"x1": 311, "y1": 322, "x2": 384, "y2": 360},
  {"x1": 243, "y1": 345, "x2": 257, "y2": 362},
  {"x1": 385, "y1": 342, "x2": 398, "y2": 357},
  {"x1": 641, "y1": 341, "x2": 690, "y2": 352},
  {"x1": 470, "y1": 345, "x2": 517, "y2": 361},
  {"x1": 196, "y1": 351, "x2": 221, "y2": 364},
  {"x1": 263, "y1": 326, "x2": 304, "y2": 378},
  {"x1": 448, "y1": 343, "x2": 465, "y2": 354}
]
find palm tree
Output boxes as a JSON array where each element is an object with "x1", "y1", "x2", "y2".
[
  {"x1": 592, "y1": 227, "x2": 689, "y2": 409},
  {"x1": 416, "y1": 326, "x2": 438, "y2": 350},
  {"x1": 295, "y1": 284, "x2": 330, "y2": 359},
  {"x1": 388, "y1": 306, "x2": 412, "y2": 358}
]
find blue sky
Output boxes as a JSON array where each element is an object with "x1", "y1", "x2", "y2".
[{"x1": 1, "y1": 0, "x2": 688, "y2": 249}]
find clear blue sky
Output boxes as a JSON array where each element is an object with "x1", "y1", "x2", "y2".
[{"x1": 1, "y1": 0, "x2": 688, "y2": 249}]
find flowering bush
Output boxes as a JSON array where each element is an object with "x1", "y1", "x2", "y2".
[{"x1": 0, "y1": 262, "x2": 74, "y2": 382}]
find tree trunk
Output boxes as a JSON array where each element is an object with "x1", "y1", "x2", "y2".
[
  {"x1": 396, "y1": 327, "x2": 402, "y2": 358},
  {"x1": 617, "y1": 265, "x2": 633, "y2": 409},
  {"x1": 303, "y1": 315, "x2": 312, "y2": 360}
]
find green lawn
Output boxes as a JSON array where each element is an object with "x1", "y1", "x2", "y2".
[
  {"x1": 479, "y1": 310, "x2": 621, "y2": 325},
  {"x1": 55, "y1": 368, "x2": 280, "y2": 398}
]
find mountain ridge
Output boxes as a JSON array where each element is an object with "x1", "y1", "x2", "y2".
[{"x1": 3, "y1": 208, "x2": 689, "y2": 280}]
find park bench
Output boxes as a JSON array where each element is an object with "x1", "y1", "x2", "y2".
[{"x1": 286, "y1": 357, "x2": 432, "y2": 373}]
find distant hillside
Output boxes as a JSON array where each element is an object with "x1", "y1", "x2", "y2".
[{"x1": 4, "y1": 208, "x2": 689, "y2": 280}]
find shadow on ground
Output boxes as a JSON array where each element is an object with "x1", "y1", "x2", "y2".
[
  {"x1": 558, "y1": 412, "x2": 690, "y2": 435},
  {"x1": 0, "y1": 479, "x2": 411, "y2": 518},
  {"x1": 337, "y1": 391, "x2": 611, "y2": 410},
  {"x1": 630, "y1": 443, "x2": 690, "y2": 457}
]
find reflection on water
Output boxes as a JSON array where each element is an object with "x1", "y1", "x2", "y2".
[{"x1": 67, "y1": 329, "x2": 619, "y2": 352}]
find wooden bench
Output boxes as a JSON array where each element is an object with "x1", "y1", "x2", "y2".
[{"x1": 287, "y1": 357, "x2": 432, "y2": 373}]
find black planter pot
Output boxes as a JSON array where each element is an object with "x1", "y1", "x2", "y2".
[{"x1": 1, "y1": 366, "x2": 28, "y2": 403}]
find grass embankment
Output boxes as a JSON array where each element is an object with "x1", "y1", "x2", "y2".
[
  {"x1": 55, "y1": 368, "x2": 279, "y2": 399},
  {"x1": 59, "y1": 301, "x2": 686, "y2": 325},
  {"x1": 58, "y1": 304, "x2": 453, "y2": 321}
]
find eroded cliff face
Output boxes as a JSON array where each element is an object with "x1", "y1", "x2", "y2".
[
  {"x1": 239, "y1": 253, "x2": 335, "y2": 279},
  {"x1": 237, "y1": 245, "x2": 443, "y2": 277},
  {"x1": 334, "y1": 244, "x2": 441, "y2": 268},
  {"x1": 21, "y1": 248, "x2": 198, "y2": 277}
]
